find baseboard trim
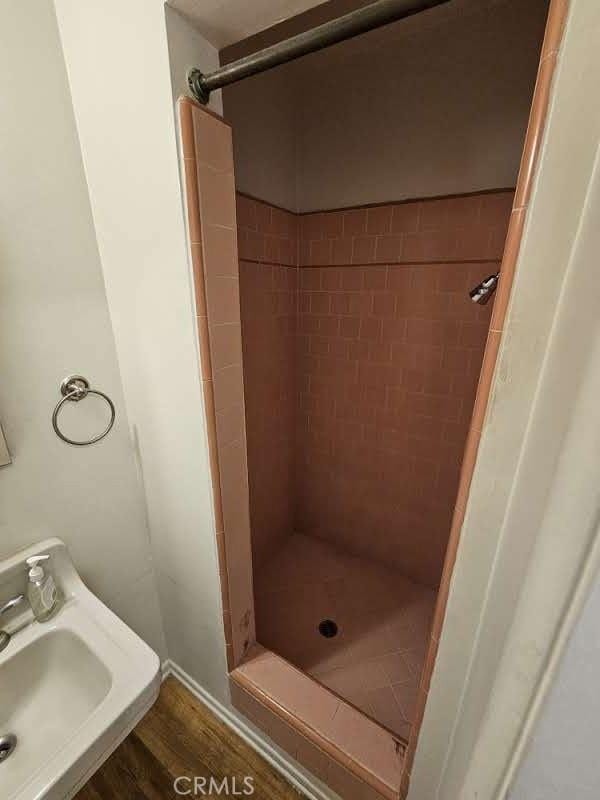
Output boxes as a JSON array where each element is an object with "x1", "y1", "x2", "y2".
[{"x1": 162, "y1": 660, "x2": 334, "y2": 800}]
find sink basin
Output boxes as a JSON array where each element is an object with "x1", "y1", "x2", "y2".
[
  {"x1": 0, "y1": 539, "x2": 160, "y2": 800},
  {"x1": 1, "y1": 630, "x2": 112, "y2": 794}
]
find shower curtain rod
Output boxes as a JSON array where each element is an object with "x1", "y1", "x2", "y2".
[{"x1": 188, "y1": 0, "x2": 451, "y2": 104}]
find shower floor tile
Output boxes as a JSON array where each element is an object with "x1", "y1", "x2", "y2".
[{"x1": 254, "y1": 533, "x2": 436, "y2": 741}]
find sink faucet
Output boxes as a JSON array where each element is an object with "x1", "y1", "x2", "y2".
[{"x1": 0, "y1": 594, "x2": 26, "y2": 653}]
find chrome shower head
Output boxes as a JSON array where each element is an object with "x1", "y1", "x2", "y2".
[{"x1": 469, "y1": 272, "x2": 499, "y2": 305}]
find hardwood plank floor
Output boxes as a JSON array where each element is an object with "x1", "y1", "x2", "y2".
[{"x1": 76, "y1": 676, "x2": 305, "y2": 800}]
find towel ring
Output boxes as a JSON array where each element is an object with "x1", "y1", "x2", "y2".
[{"x1": 52, "y1": 375, "x2": 116, "y2": 446}]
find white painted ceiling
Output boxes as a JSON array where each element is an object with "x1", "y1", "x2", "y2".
[{"x1": 167, "y1": 0, "x2": 327, "y2": 49}]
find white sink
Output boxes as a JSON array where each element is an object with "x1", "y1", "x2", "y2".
[{"x1": 0, "y1": 539, "x2": 160, "y2": 800}]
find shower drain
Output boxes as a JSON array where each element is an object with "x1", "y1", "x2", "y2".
[
  {"x1": 318, "y1": 619, "x2": 338, "y2": 638},
  {"x1": 0, "y1": 734, "x2": 17, "y2": 763}
]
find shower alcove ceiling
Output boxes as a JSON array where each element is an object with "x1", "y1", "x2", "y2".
[{"x1": 177, "y1": 0, "x2": 558, "y2": 795}]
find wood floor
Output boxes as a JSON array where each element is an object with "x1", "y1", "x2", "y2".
[{"x1": 76, "y1": 676, "x2": 305, "y2": 800}]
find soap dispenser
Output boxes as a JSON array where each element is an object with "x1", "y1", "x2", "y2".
[{"x1": 26, "y1": 554, "x2": 61, "y2": 622}]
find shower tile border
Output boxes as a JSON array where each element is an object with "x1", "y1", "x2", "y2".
[
  {"x1": 231, "y1": 645, "x2": 402, "y2": 800},
  {"x1": 180, "y1": 96, "x2": 255, "y2": 672},
  {"x1": 236, "y1": 187, "x2": 515, "y2": 269}
]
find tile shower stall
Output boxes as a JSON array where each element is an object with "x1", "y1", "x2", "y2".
[
  {"x1": 238, "y1": 189, "x2": 511, "y2": 739},
  {"x1": 179, "y1": 0, "x2": 558, "y2": 790}
]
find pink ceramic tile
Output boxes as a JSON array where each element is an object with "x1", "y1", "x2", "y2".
[
  {"x1": 232, "y1": 192, "x2": 510, "y2": 734},
  {"x1": 206, "y1": 276, "x2": 241, "y2": 325},
  {"x1": 192, "y1": 106, "x2": 234, "y2": 172},
  {"x1": 479, "y1": 191, "x2": 514, "y2": 227},
  {"x1": 418, "y1": 198, "x2": 448, "y2": 231},
  {"x1": 331, "y1": 237, "x2": 354, "y2": 265},
  {"x1": 367, "y1": 686, "x2": 409, "y2": 735},
  {"x1": 391, "y1": 683, "x2": 418, "y2": 722},
  {"x1": 296, "y1": 736, "x2": 330, "y2": 782},
  {"x1": 183, "y1": 106, "x2": 254, "y2": 668},
  {"x1": 227, "y1": 563, "x2": 255, "y2": 662},
  {"x1": 366, "y1": 206, "x2": 393, "y2": 235},
  {"x1": 268, "y1": 714, "x2": 301, "y2": 756},
  {"x1": 209, "y1": 322, "x2": 243, "y2": 369},
  {"x1": 215, "y1": 402, "x2": 245, "y2": 449},
  {"x1": 236, "y1": 194, "x2": 257, "y2": 230},
  {"x1": 391, "y1": 203, "x2": 420, "y2": 233},
  {"x1": 375, "y1": 235, "x2": 402, "y2": 263},
  {"x1": 236, "y1": 646, "x2": 340, "y2": 731},
  {"x1": 203, "y1": 224, "x2": 238, "y2": 277},
  {"x1": 325, "y1": 702, "x2": 403, "y2": 789},
  {"x1": 364, "y1": 266, "x2": 388, "y2": 290},
  {"x1": 327, "y1": 760, "x2": 379, "y2": 800},
  {"x1": 197, "y1": 164, "x2": 236, "y2": 228},
  {"x1": 318, "y1": 662, "x2": 380, "y2": 699},
  {"x1": 213, "y1": 364, "x2": 245, "y2": 412},
  {"x1": 322, "y1": 211, "x2": 344, "y2": 238},
  {"x1": 343, "y1": 208, "x2": 367, "y2": 236},
  {"x1": 310, "y1": 238, "x2": 332, "y2": 265},
  {"x1": 178, "y1": 99, "x2": 195, "y2": 159},
  {"x1": 254, "y1": 533, "x2": 435, "y2": 740},
  {"x1": 401, "y1": 649, "x2": 426, "y2": 680},
  {"x1": 353, "y1": 236, "x2": 377, "y2": 264},
  {"x1": 230, "y1": 680, "x2": 274, "y2": 731},
  {"x1": 302, "y1": 212, "x2": 324, "y2": 240},
  {"x1": 374, "y1": 653, "x2": 416, "y2": 687}
]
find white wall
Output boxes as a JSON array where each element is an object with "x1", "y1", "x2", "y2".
[
  {"x1": 165, "y1": 4, "x2": 223, "y2": 114},
  {"x1": 510, "y1": 577, "x2": 600, "y2": 800},
  {"x1": 223, "y1": 0, "x2": 548, "y2": 212},
  {"x1": 409, "y1": 0, "x2": 600, "y2": 795},
  {"x1": 0, "y1": 0, "x2": 166, "y2": 658},
  {"x1": 54, "y1": 0, "x2": 229, "y2": 702},
  {"x1": 51, "y1": 9, "x2": 344, "y2": 795}
]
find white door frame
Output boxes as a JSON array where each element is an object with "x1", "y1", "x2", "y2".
[{"x1": 409, "y1": 1, "x2": 600, "y2": 797}]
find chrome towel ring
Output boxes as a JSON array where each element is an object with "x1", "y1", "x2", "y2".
[{"x1": 52, "y1": 375, "x2": 115, "y2": 446}]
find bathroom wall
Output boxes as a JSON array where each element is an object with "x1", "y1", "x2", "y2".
[
  {"x1": 510, "y1": 579, "x2": 600, "y2": 800},
  {"x1": 165, "y1": 5, "x2": 223, "y2": 113},
  {"x1": 55, "y1": 0, "x2": 229, "y2": 700},
  {"x1": 53, "y1": 7, "x2": 350, "y2": 796},
  {"x1": 506, "y1": 130, "x2": 600, "y2": 800},
  {"x1": 237, "y1": 195, "x2": 298, "y2": 567},
  {"x1": 0, "y1": 0, "x2": 166, "y2": 657},
  {"x1": 222, "y1": 0, "x2": 549, "y2": 212}
]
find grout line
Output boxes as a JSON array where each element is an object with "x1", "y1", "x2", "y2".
[{"x1": 208, "y1": 222, "x2": 237, "y2": 231}]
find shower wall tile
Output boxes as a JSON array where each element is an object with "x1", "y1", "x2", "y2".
[
  {"x1": 237, "y1": 195, "x2": 298, "y2": 569},
  {"x1": 299, "y1": 191, "x2": 513, "y2": 267},
  {"x1": 295, "y1": 191, "x2": 512, "y2": 587},
  {"x1": 236, "y1": 193, "x2": 298, "y2": 266},
  {"x1": 235, "y1": 190, "x2": 510, "y2": 586}
]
